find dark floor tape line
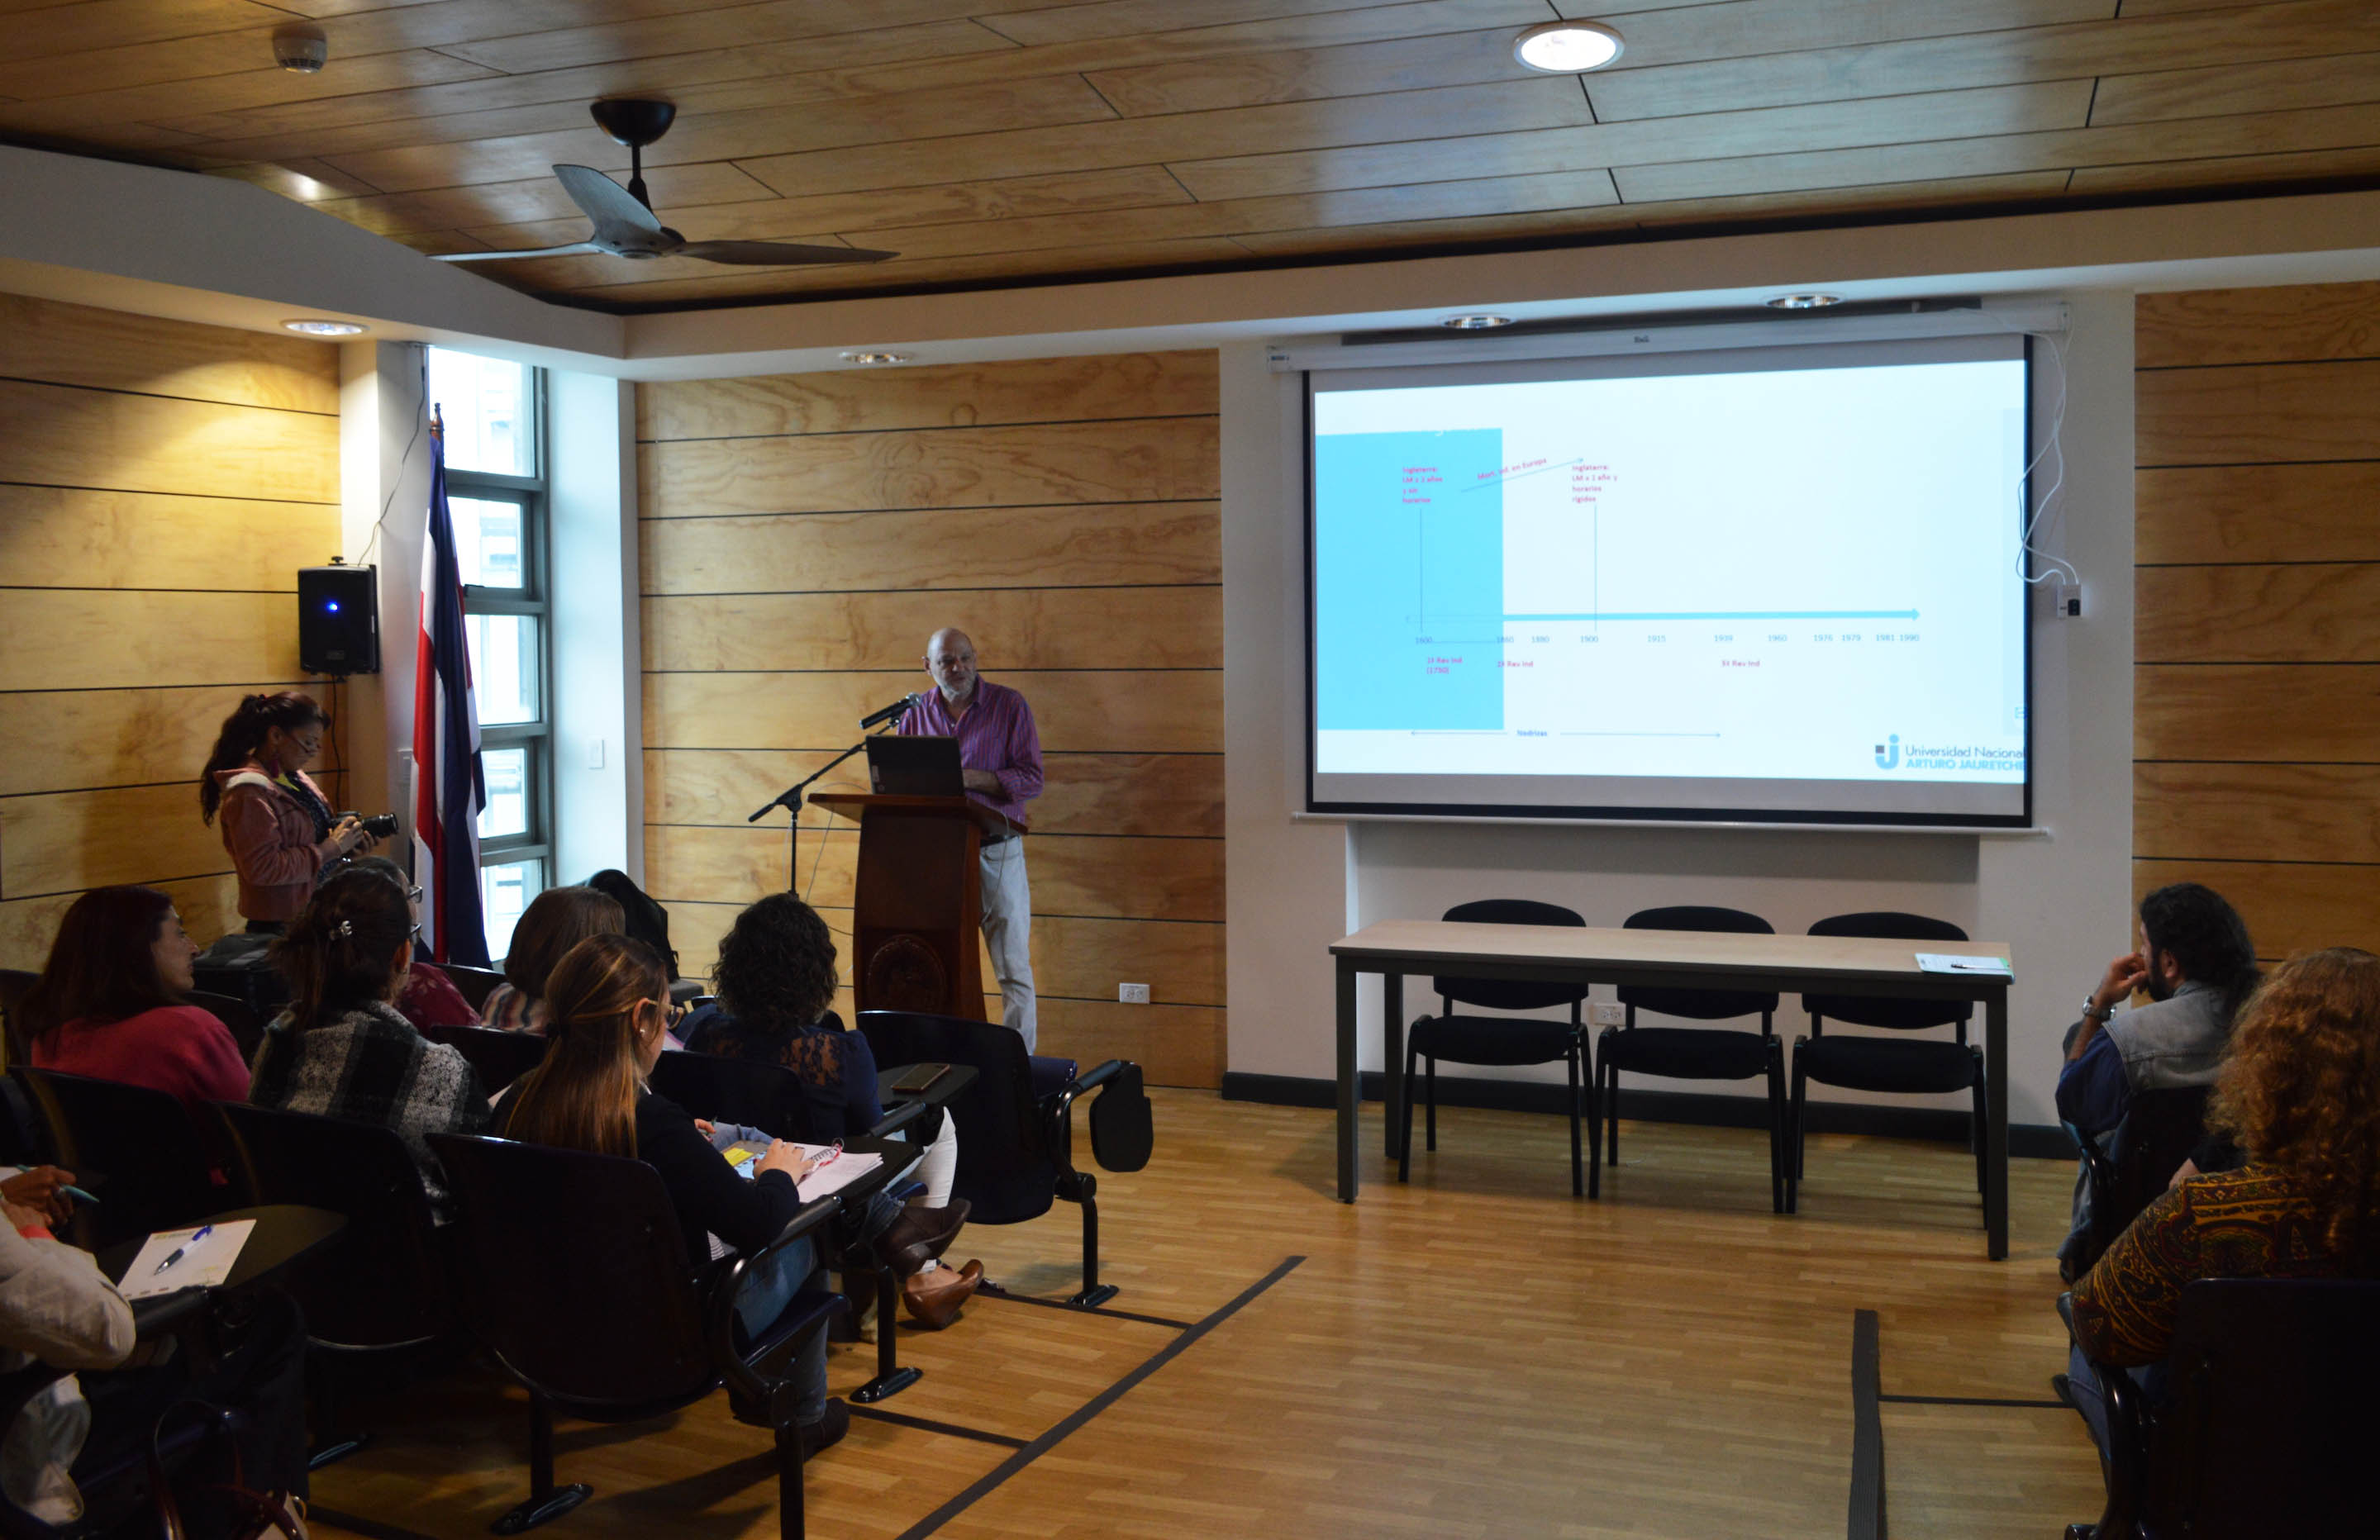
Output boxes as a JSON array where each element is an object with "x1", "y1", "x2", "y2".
[
  {"x1": 978, "y1": 1290, "x2": 1194, "y2": 1330},
  {"x1": 892, "y1": 1255, "x2": 1306, "y2": 1540},
  {"x1": 1849, "y1": 1309, "x2": 1885, "y2": 1540},
  {"x1": 847, "y1": 1403, "x2": 1031, "y2": 1447},
  {"x1": 1879, "y1": 1394, "x2": 2069, "y2": 1409},
  {"x1": 308, "y1": 1505, "x2": 441, "y2": 1540}
]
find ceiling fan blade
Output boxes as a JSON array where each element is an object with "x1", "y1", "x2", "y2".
[
  {"x1": 552, "y1": 164, "x2": 664, "y2": 240},
  {"x1": 432, "y1": 242, "x2": 605, "y2": 262},
  {"x1": 674, "y1": 240, "x2": 897, "y2": 266}
]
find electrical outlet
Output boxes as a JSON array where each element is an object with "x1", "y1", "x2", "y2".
[
  {"x1": 2048, "y1": 579, "x2": 2085, "y2": 619},
  {"x1": 1590, "y1": 1002, "x2": 1625, "y2": 1027},
  {"x1": 1119, "y1": 982, "x2": 1151, "y2": 1005}
]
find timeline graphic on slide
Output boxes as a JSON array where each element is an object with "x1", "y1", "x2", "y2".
[{"x1": 1311, "y1": 359, "x2": 2030, "y2": 786}]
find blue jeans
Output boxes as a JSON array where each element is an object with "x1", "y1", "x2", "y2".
[{"x1": 733, "y1": 1236, "x2": 827, "y2": 1424}]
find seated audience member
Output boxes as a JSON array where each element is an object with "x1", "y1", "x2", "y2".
[
  {"x1": 250, "y1": 869, "x2": 489, "y2": 1209},
  {"x1": 2055, "y1": 882, "x2": 2260, "y2": 1276},
  {"x1": 481, "y1": 886, "x2": 626, "y2": 1033},
  {"x1": 0, "y1": 1189, "x2": 307, "y2": 1529},
  {"x1": 494, "y1": 938, "x2": 856, "y2": 1454},
  {"x1": 690, "y1": 894, "x2": 978, "y2": 1327},
  {"x1": 345, "y1": 855, "x2": 478, "y2": 1034},
  {"x1": 2064, "y1": 947, "x2": 2380, "y2": 1453},
  {"x1": 19, "y1": 886, "x2": 248, "y2": 1110}
]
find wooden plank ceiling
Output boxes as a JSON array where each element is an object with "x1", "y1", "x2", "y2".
[{"x1": 4, "y1": 0, "x2": 2379, "y2": 312}]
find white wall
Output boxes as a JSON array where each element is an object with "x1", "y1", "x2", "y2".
[
  {"x1": 548, "y1": 368, "x2": 643, "y2": 886},
  {"x1": 1220, "y1": 292, "x2": 2136, "y2": 1130},
  {"x1": 336, "y1": 339, "x2": 434, "y2": 838}
]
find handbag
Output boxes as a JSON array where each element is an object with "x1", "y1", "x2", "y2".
[{"x1": 145, "y1": 1400, "x2": 304, "y2": 1540}]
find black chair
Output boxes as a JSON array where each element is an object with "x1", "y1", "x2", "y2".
[
  {"x1": 2072, "y1": 1277, "x2": 2380, "y2": 1539},
  {"x1": 187, "y1": 988, "x2": 266, "y2": 1064},
  {"x1": 426, "y1": 1023, "x2": 550, "y2": 1092},
  {"x1": 441, "y1": 964, "x2": 507, "y2": 1013},
  {"x1": 2067, "y1": 1086, "x2": 2213, "y2": 1281},
  {"x1": 1397, "y1": 899, "x2": 1594, "y2": 1196},
  {"x1": 10, "y1": 1067, "x2": 221, "y2": 1248},
  {"x1": 858, "y1": 1010, "x2": 1150, "y2": 1307},
  {"x1": 1787, "y1": 911, "x2": 1984, "y2": 1215},
  {"x1": 1597, "y1": 905, "x2": 1786, "y2": 1212},
  {"x1": 649, "y1": 1049, "x2": 934, "y2": 1403},
  {"x1": 212, "y1": 1101, "x2": 457, "y2": 1467},
  {"x1": 0, "y1": 968, "x2": 36, "y2": 1064},
  {"x1": 427, "y1": 1134, "x2": 845, "y2": 1540}
]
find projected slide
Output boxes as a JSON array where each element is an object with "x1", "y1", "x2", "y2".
[{"x1": 1309, "y1": 346, "x2": 2030, "y2": 820}]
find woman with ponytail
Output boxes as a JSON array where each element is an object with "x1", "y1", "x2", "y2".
[
  {"x1": 495, "y1": 934, "x2": 864, "y2": 1454},
  {"x1": 250, "y1": 868, "x2": 488, "y2": 1209},
  {"x1": 199, "y1": 692, "x2": 378, "y2": 932}
]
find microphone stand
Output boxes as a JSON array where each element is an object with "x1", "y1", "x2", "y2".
[{"x1": 748, "y1": 729, "x2": 888, "y2": 893}]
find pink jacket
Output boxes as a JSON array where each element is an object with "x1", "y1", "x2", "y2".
[{"x1": 215, "y1": 768, "x2": 337, "y2": 923}]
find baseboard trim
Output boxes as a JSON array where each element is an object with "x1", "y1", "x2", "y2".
[{"x1": 1218, "y1": 1070, "x2": 2078, "y2": 1160}]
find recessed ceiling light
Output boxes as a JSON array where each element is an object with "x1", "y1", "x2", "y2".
[
  {"x1": 841, "y1": 350, "x2": 911, "y2": 364},
  {"x1": 1767, "y1": 293, "x2": 1844, "y2": 311},
  {"x1": 1441, "y1": 314, "x2": 1515, "y2": 330},
  {"x1": 1514, "y1": 21, "x2": 1624, "y2": 74},
  {"x1": 281, "y1": 319, "x2": 368, "y2": 336}
]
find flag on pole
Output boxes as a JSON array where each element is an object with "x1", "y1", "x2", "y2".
[{"x1": 411, "y1": 408, "x2": 492, "y2": 966}]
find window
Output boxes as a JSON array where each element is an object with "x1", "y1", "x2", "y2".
[{"x1": 428, "y1": 347, "x2": 550, "y2": 961}]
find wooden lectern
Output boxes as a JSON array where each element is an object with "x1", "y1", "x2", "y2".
[{"x1": 809, "y1": 793, "x2": 1025, "y2": 1020}]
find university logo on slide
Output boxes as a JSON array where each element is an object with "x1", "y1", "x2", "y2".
[{"x1": 1873, "y1": 734, "x2": 1901, "y2": 770}]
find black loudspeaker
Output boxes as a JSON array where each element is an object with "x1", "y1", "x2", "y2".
[{"x1": 298, "y1": 563, "x2": 380, "y2": 675}]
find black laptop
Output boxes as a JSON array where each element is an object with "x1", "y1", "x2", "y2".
[{"x1": 865, "y1": 734, "x2": 964, "y2": 795}]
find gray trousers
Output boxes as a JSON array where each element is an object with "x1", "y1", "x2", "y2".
[{"x1": 980, "y1": 837, "x2": 1035, "y2": 1051}]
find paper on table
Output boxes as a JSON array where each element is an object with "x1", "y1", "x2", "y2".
[
  {"x1": 1916, "y1": 952, "x2": 2013, "y2": 977},
  {"x1": 119, "y1": 1219, "x2": 255, "y2": 1300},
  {"x1": 722, "y1": 1142, "x2": 882, "y2": 1199}
]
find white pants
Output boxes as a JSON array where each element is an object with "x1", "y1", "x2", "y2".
[
  {"x1": 910, "y1": 1110, "x2": 959, "y2": 1207},
  {"x1": 979, "y1": 838, "x2": 1035, "y2": 1051}
]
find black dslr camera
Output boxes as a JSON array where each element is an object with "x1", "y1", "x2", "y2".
[{"x1": 338, "y1": 811, "x2": 402, "y2": 839}]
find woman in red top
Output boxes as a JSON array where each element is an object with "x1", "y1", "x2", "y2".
[
  {"x1": 18, "y1": 886, "x2": 250, "y2": 1109},
  {"x1": 198, "y1": 692, "x2": 377, "y2": 934}
]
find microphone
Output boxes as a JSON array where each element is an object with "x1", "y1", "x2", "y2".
[{"x1": 859, "y1": 693, "x2": 920, "y2": 730}]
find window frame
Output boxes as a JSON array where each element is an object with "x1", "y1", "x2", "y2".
[{"x1": 435, "y1": 354, "x2": 554, "y2": 956}]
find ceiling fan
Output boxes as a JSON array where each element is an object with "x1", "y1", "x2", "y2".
[{"x1": 432, "y1": 99, "x2": 895, "y2": 269}]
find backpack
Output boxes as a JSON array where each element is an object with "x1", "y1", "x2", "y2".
[{"x1": 583, "y1": 868, "x2": 679, "y2": 982}]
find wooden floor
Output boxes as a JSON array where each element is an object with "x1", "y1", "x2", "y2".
[{"x1": 307, "y1": 1091, "x2": 2102, "y2": 1540}]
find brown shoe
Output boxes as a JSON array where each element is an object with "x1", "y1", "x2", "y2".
[
  {"x1": 902, "y1": 1259, "x2": 983, "y2": 1329},
  {"x1": 876, "y1": 1200, "x2": 970, "y2": 1275}
]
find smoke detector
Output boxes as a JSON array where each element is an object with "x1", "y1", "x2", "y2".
[{"x1": 274, "y1": 28, "x2": 328, "y2": 73}]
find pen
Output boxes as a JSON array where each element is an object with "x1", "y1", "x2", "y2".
[
  {"x1": 60, "y1": 1186, "x2": 97, "y2": 1206},
  {"x1": 152, "y1": 1224, "x2": 214, "y2": 1276}
]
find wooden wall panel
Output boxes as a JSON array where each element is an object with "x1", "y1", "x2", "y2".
[
  {"x1": 2135, "y1": 564, "x2": 2380, "y2": 663},
  {"x1": 2136, "y1": 282, "x2": 2380, "y2": 370},
  {"x1": 643, "y1": 587, "x2": 1220, "y2": 673},
  {"x1": 0, "y1": 292, "x2": 340, "y2": 413},
  {"x1": 0, "y1": 299, "x2": 340, "y2": 972},
  {"x1": 0, "y1": 487, "x2": 341, "y2": 592},
  {"x1": 639, "y1": 502, "x2": 1221, "y2": 593},
  {"x1": 2133, "y1": 859, "x2": 2380, "y2": 959},
  {"x1": 2135, "y1": 282, "x2": 2380, "y2": 963},
  {"x1": 640, "y1": 354, "x2": 1224, "y2": 1085},
  {"x1": 645, "y1": 749, "x2": 1224, "y2": 838},
  {"x1": 0, "y1": 592, "x2": 304, "y2": 693},
  {"x1": 2136, "y1": 464, "x2": 2380, "y2": 564},
  {"x1": 0, "y1": 378, "x2": 338, "y2": 503},
  {"x1": 2134, "y1": 361, "x2": 2380, "y2": 468},
  {"x1": 636, "y1": 351, "x2": 1217, "y2": 439},
  {"x1": 639, "y1": 416, "x2": 1221, "y2": 516},
  {"x1": 644, "y1": 670, "x2": 1224, "y2": 753},
  {"x1": 643, "y1": 826, "x2": 1223, "y2": 924}
]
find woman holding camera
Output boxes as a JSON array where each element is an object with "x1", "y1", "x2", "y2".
[{"x1": 198, "y1": 692, "x2": 378, "y2": 934}]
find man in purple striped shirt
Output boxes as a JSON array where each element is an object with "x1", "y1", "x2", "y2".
[{"x1": 897, "y1": 627, "x2": 1044, "y2": 1048}]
